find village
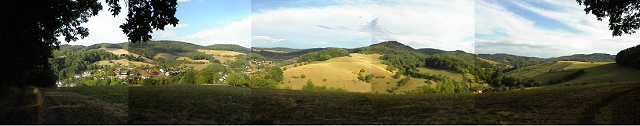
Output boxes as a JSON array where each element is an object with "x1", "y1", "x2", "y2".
[{"x1": 56, "y1": 66, "x2": 186, "y2": 87}]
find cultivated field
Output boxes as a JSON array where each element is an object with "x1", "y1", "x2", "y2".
[
  {"x1": 153, "y1": 53, "x2": 178, "y2": 60},
  {"x1": 100, "y1": 48, "x2": 153, "y2": 62},
  {"x1": 281, "y1": 53, "x2": 394, "y2": 93},
  {"x1": 197, "y1": 49, "x2": 244, "y2": 63}
]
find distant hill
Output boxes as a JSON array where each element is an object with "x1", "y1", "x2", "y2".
[
  {"x1": 478, "y1": 53, "x2": 616, "y2": 68},
  {"x1": 252, "y1": 48, "x2": 326, "y2": 60},
  {"x1": 251, "y1": 47, "x2": 301, "y2": 53},
  {"x1": 478, "y1": 53, "x2": 547, "y2": 67},
  {"x1": 205, "y1": 44, "x2": 250, "y2": 53},
  {"x1": 548, "y1": 53, "x2": 615, "y2": 62},
  {"x1": 505, "y1": 61, "x2": 640, "y2": 86},
  {"x1": 417, "y1": 48, "x2": 467, "y2": 55}
]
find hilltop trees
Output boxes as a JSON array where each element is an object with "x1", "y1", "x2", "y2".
[
  {"x1": 297, "y1": 48, "x2": 349, "y2": 63},
  {"x1": 577, "y1": 0, "x2": 640, "y2": 36},
  {"x1": 0, "y1": 0, "x2": 179, "y2": 88},
  {"x1": 616, "y1": 44, "x2": 640, "y2": 69}
]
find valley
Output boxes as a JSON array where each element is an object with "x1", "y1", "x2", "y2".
[{"x1": 4, "y1": 40, "x2": 640, "y2": 124}]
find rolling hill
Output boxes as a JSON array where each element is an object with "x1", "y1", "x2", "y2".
[{"x1": 505, "y1": 61, "x2": 640, "y2": 86}]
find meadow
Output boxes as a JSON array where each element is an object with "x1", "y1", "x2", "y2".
[
  {"x1": 5, "y1": 81, "x2": 632, "y2": 124},
  {"x1": 506, "y1": 61, "x2": 640, "y2": 85}
]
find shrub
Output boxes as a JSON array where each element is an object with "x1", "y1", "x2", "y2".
[{"x1": 300, "y1": 74, "x2": 306, "y2": 79}]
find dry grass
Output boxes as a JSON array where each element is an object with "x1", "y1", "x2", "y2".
[
  {"x1": 94, "y1": 59, "x2": 155, "y2": 68},
  {"x1": 100, "y1": 48, "x2": 153, "y2": 62},
  {"x1": 197, "y1": 49, "x2": 243, "y2": 63},
  {"x1": 281, "y1": 53, "x2": 394, "y2": 93},
  {"x1": 153, "y1": 53, "x2": 177, "y2": 60},
  {"x1": 417, "y1": 67, "x2": 464, "y2": 82}
]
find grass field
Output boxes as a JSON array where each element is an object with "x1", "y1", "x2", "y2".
[
  {"x1": 417, "y1": 67, "x2": 464, "y2": 82},
  {"x1": 506, "y1": 61, "x2": 640, "y2": 85},
  {"x1": 281, "y1": 53, "x2": 394, "y2": 93},
  {"x1": 100, "y1": 48, "x2": 153, "y2": 63},
  {"x1": 197, "y1": 49, "x2": 244, "y2": 63},
  {"x1": 129, "y1": 85, "x2": 250, "y2": 124},
  {"x1": 95, "y1": 59, "x2": 155, "y2": 68},
  {"x1": 153, "y1": 53, "x2": 178, "y2": 60},
  {"x1": 4, "y1": 82, "x2": 639, "y2": 124}
]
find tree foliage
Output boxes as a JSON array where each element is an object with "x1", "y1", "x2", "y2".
[
  {"x1": 1, "y1": 0, "x2": 179, "y2": 88},
  {"x1": 297, "y1": 48, "x2": 349, "y2": 63},
  {"x1": 616, "y1": 44, "x2": 640, "y2": 69},
  {"x1": 577, "y1": 0, "x2": 640, "y2": 36}
]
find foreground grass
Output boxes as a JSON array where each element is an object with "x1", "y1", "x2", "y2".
[
  {"x1": 129, "y1": 85, "x2": 250, "y2": 124},
  {"x1": 42, "y1": 86, "x2": 128, "y2": 124},
  {"x1": 4, "y1": 82, "x2": 639, "y2": 124}
]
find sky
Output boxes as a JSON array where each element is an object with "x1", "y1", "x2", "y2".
[
  {"x1": 476, "y1": 0, "x2": 640, "y2": 58},
  {"x1": 61, "y1": 0, "x2": 251, "y2": 47},
  {"x1": 61, "y1": 0, "x2": 640, "y2": 58},
  {"x1": 251, "y1": 0, "x2": 475, "y2": 52}
]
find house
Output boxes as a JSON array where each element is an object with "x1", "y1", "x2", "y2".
[
  {"x1": 141, "y1": 74, "x2": 151, "y2": 79},
  {"x1": 56, "y1": 81, "x2": 64, "y2": 87},
  {"x1": 120, "y1": 70, "x2": 128, "y2": 75},
  {"x1": 165, "y1": 72, "x2": 171, "y2": 76},
  {"x1": 114, "y1": 69, "x2": 120, "y2": 75},
  {"x1": 74, "y1": 74, "x2": 81, "y2": 79},
  {"x1": 159, "y1": 68, "x2": 165, "y2": 73},
  {"x1": 82, "y1": 71, "x2": 92, "y2": 77}
]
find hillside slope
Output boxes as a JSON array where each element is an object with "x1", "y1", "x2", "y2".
[{"x1": 506, "y1": 61, "x2": 640, "y2": 85}]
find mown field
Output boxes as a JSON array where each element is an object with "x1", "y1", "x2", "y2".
[
  {"x1": 506, "y1": 61, "x2": 640, "y2": 85},
  {"x1": 3, "y1": 82, "x2": 639, "y2": 124},
  {"x1": 281, "y1": 53, "x2": 391, "y2": 92}
]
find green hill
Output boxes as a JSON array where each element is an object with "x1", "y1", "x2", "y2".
[
  {"x1": 549, "y1": 53, "x2": 615, "y2": 62},
  {"x1": 505, "y1": 61, "x2": 640, "y2": 85}
]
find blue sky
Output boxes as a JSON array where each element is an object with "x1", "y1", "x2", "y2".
[
  {"x1": 476, "y1": 0, "x2": 640, "y2": 58},
  {"x1": 64, "y1": 0, "x2": 251, "y2": 47}
]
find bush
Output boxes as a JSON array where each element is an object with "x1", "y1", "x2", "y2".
[{"x1": 300, "y1": 74, "x2": 306, "y2": 79}]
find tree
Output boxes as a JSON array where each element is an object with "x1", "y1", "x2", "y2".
[
  {"x1": 577, "y1": 0, "x2": 640, "y2": 36},
  {"x1": 1, "y1": 0, "x2": 179, "y2": 88},
  {"x1": 180, "y1": 69, "x2": 196, "y2": 84},
  {"x1": 227, "y1": 73, "x2": 249, "y2": 87}
]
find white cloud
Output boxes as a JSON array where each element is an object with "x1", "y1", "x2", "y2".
[
  {"x1": 181, "y1": 17, "x2": 251, "y2": 47},
  {"x1": 251, "y1": 0, "x2": 475, "y2": 52},
  {"x1": 251, "y1": 5, "x2": 373, "y2": 48},
  {"x1": 475, "y1": 0, "x2": 640, "y2": 58},
  {"x1": 252, "y1": 35, "x2": 285, "y2": 43},
  {"x1": 368, "y1": 0, "x2": 475, "y2": 52},
  {"x1": 151, "y1": 17, "x2": 251, "y2": 47},
  {"x1": 59, "y1": 2, "x2": 128, "y2": 46}
]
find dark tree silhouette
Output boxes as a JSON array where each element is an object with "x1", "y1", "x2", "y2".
[
  {"x1": 0, "y1": 0, "x2": 179, "y2": 88},
  {"x1": 577, "y1": 0, "x2": 640, "y2": 36}
]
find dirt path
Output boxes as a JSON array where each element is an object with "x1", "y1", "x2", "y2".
[
  {"x1": 41, "y1": 91, "x2": 68, "y2": 124},
  {"x1": 579, "y1": 86, "x2": 640, "y2": 124}
]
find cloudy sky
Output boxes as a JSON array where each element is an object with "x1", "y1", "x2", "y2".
[
  {"x1": 476, "y1": 0, "x2": 640, "y2": 58},
  {"x1": 61, "y1": 0, "x2": 251, "y2": 47},
  {"x1": 251, "y1": 0, "x2": 475, "y2": 52},
  {"x1": 62, "y1": 0, "x2": 639, "y2": 58}
]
